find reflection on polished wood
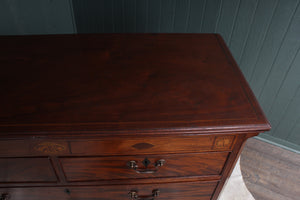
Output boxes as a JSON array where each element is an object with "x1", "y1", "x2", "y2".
[{"x1": 0, "y1": 34, "x2": 270, "y2": 200}]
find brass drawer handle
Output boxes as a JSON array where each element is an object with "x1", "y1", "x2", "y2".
[
  {"x1": 128, "y1": 189, "x2": 160, "y2": 200},
  {"x1": 127, "y1": 159, "x2": 165, "y2": 174},
  {"x1": 0, "y1": 193, "x2": 10, "y2": 200}
]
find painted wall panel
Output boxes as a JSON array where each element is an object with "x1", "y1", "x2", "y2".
[
  {"x1": 160, "y1": 0, "x2": 176, "y2": 32},
  {"x1": 228, "y1": 0, "x2": 259, "y2": 62},
  {"x1": 249, "y1": 0, "x2": 299, "y2": 95},
  {"x1": 136, "y1": 0, "x2": 148, "y2": 33},
  {"x1": 276, "y1": 87, "x2": 300, "y2": 141},
  {"x1": 0, "y1": 0, "x2": 75, "y2": 35},
  {"x1": 201, "y1": 0, "x2": 222, "y2": 33},
  {"x1": 148, "y1": 0, "x2": 161, "y2": 32},
  {"x1": 258, "y1": 4, "x2": 300, "y2": 114},
  {"x1": 73, "y1": 0, "x2": 105, "y2": 33},
  {"x1": 113, "y1": 0, "x2": 124, "y2": 32},
  {"x1": 187, "y1": 0, "x2": 206, "y2": 33},
  {"x1": 238, "y1": 0, "x2": 278, "y2": 77},
  {"x1": 103, "y1": 0, "x2": 114, "y2": 33},
  {"x1": 0, "y1": 0, "x2": 20, "y2": 35},
  {"x1": 270, "y1": 51, "x2": 300, "y2": 139},
  {"x1": 124, "y1": 0, "x2": 136, "y2": 32},
  {"x1": 173, "y1": 0, "x2": 190, "y2": 32},
  {"x1": 288, "y1": 110, "x2": 300, "y2": 144},
  {"x1": 215, "y1": 0, "x2": 241, "y2": 43}
]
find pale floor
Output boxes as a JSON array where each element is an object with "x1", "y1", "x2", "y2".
[{"x1": 218, "y1": 157, "x2": 255, "y2": 200}]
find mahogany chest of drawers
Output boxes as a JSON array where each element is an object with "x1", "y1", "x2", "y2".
[{"x1": 0, "y1": 34, "x2": 270, "y2": 200}]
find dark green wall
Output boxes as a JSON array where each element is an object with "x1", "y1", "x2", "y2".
[
  {"x1": 0, "y1": 0, "x2": 76, "y2": 35},
  {"x1": 1, "y1": 0, "x2": 299, "y2": 152}
]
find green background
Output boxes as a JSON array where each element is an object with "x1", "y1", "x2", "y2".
[{"x1": 1, "y1": 0, "x2": 299, "y2": 152}]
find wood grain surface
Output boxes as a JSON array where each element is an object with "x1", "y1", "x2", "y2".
[
  {"x1": 60, "y1": 152, "x2": 229, "y2": 181},
  {"x1": 241, "y1": 138, "x2": 300, "y2": 200},
  {"x1": 0, "y1": 181, "x2": 218, "y2": 200},
  {"x1": 0, "y1": 34, "x2": 270, "y2": 200},
  {"x1": 0, "y1": 134, "x2": 235, "y2": 157},
  {"x1": 0, "y1": 157, "x2": 57, "y2": 183},
  {"x1": 0, "y1": 34, "x2": 270, "y2": 135}
]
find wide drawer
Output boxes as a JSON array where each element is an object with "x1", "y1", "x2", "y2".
[
  {"x1": 0, "y1": 181, "x2": 218, "y2": 200},
  {"x1": 60, "y1": 152, "x2": 228, "y2": 181},
  {"x1": 0, "y1": 135, "x2": 235, "y2": 156},
  {"x1": 0, "y1": 157, "x2": 57, "y2": 183},
  {"x1": 70, "y1": 135, "x2": 235, "y2": 155}
]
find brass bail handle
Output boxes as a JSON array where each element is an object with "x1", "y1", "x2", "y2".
[
  {"x1": 128, "y1": 189, "x2": 160, "y2": 200},
  {"x1": 127, "y1": 159, "x2": 166, "y2": 174}
]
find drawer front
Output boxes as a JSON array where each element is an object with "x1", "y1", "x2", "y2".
[
  {"x1": 0, "y1": 135, "x2": 235, "y2": 156},
  {"x1": 70, "y1": 135, "x2": 235, "y2": 155},
  {"x1": 0, "y1": 140, "x2": 70, "y2": 157},
  {"x1": 0, "y1": 181, "x2": 218, "y2": 200},
  {"x1": 0, "y1": 158, "x2": 57, "y2": 183},
  {"x1": 60, "y1": 152, "x2": 228, "y2": 181}
]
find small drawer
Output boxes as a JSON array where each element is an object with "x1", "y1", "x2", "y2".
[
  {"x1": 0, "y1": 180, "x2": 218, "y2": 200},
  {"x1": 59, "y1": 152, "x2": 228, "y2": 181},
  {"x1": 0, "y1": 140, "x2": 70, "y2": 157},
  {"x1": 0, "y1": 158, "x2": 57, "y2": 183}
]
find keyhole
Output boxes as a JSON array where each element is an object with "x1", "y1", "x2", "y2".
[
  {"x1": 142, "y1": 158, "x2": 151, "y2": 168},
  {"x1": 65, "y1": 189, "x2": 71, "y2": 195}
]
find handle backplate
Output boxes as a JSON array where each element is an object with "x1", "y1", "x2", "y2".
[
  {"x1": 129, "y1": 189, "x2": 160, "y2": 200},
  {"x1": 127, "y1": 159, "x2": 165, "y2": 174}
]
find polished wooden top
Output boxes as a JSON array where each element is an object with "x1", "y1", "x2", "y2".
[{"x1": 0, "y1": 34, "x2": 270, "y2": 135}]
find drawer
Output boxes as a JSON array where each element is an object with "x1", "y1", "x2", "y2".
[
  {"x1": 0, "y1": 140, "x2": 70, "y2": 156},
  {"x1": 0, "y1": 135, "x2": 235, "y2": 157},
  {"x1": 60, "y1": 152, "x2": 228, "y2": 181},
  {"x1": 0, "y1": 181, "x2": 218, "y2": 200},
  {"x1": 70, "y1": 135, "x2": 235, "y2": 155},
  {"x1": 0, "y1": 158, "x2": 57, "y2": 183}
]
